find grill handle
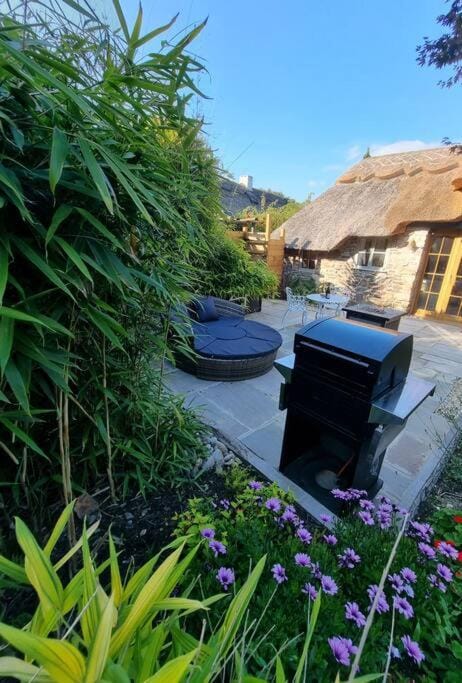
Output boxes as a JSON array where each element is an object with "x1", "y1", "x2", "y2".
[{"x1": 296, "y1": 340, "x2": 371, "y2": 369}]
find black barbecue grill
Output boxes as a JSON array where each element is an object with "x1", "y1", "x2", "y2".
[{"x1": 275, "y1": 317, "x2": 435, "y2": 513}]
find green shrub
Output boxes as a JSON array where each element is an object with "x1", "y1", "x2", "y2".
[
  {"x1": 194, "y1": 227, "x2": 279, "y2": 300},
  {"x1": 0, "y1": 1, "x2": 225, "y2": 516},
  {"x1": 286, "y1": 273, "x2": 318, "y2": 296},
  {"x1": 175, "y1": 472, "x2": 462, "y2": 681}
]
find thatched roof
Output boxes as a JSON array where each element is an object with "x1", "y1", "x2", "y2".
[
  {"x1": 273, "y1": 147, "x2": 462, "y2": 251},
  {"x1": 220, "y1": 177, "x2": 289, "y2": 216}
]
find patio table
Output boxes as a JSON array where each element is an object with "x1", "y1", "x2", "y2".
[{"x1": 306, "y1": 293, "x2": 348, "y2": 318}]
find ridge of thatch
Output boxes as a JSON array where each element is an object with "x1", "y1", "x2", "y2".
[{"x1": 274, "y1": 147, "x2": 462, "y2": 251}]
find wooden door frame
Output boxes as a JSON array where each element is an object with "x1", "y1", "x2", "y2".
[{"x1": 413, "y1": 226, "x2": 462, "y2": 322}]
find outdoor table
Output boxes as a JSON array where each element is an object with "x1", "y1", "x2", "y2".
[
  {"x1": 342, "y1": 303, "x2": 406, "y2": 330},
  {"x1": 306, "y1": 293, "x2": 349, "y2": 318}
]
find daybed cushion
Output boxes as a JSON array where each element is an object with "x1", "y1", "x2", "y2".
[
  {"x1": 191, "y1": 317, "x2": 282, "y2": 360},
  {"x1": 194, "y1": 296, "x2": 219, "y2": 323}
]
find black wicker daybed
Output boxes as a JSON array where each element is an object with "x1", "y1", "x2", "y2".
[{"x1": 173, "y1": 297, "x2": 282, "y2": 381}]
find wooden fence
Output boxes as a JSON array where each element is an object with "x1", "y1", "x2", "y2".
[{"x1": 225, "y1": 213, "x2": 285, "y2": 282}]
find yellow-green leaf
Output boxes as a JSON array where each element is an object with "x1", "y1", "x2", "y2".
[
  {"x1": 109, "y1": 533, "x2": 123, "y2": 608},
  {"x1": 15, "y1": 518, "x2": 64, "y2": 619},
  {"x1": 0, "y1": 656, "x2": 52, "y2": 682},
  {"x1": 144, "y1": 649, "x2": 197, "y2": 683},
  {"x1": 0, "y1": 624, "x2": 85, "y2": 683},
  {"x1": 109, "y1": 544, "x2": 184, "y2": 657},
  {"x1": 84, "y1": 595, "x2": 114, "y2": 683},
  {"x1": 43, "y1": 501, "x2": 75, "y2": 556}
]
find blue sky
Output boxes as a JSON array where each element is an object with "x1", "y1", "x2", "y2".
[{"x1": 116, "y1": 0, "x2": 462, "y2": 201}]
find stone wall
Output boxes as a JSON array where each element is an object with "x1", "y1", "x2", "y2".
[{"x1": 317, "y1": 227, "x2": 429, "y2": 311}]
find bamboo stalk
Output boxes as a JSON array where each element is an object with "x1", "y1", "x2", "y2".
[{"x1": 102, "y1": 337, "x2": 116, "y2": 502}]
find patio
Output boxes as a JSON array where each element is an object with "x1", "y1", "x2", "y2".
[{"x1": 165, "y1": 299, "x2": 462, "y2": 516}]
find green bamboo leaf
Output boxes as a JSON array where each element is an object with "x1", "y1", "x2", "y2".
[
  {"x1": 46, "y1": 205, "x2": 73, "y2": 246},
  {"x1": 76, "y1": 208, "x2": 126, "y2": 251},
  {"x1": 85, "y1": 309, "x2": 124, "y2": 351},
  {"x1": 0, "y1": 163, "x2": 31, "y2": 221},
  {"x1": 132, "y1": 13, "x2": 178, "y2": 49},
  {"x1": 49, "y1": 128, "x2": 69, "y2": 193},
  {"x1": 112, "y1": 0, "x2": 130, "y2": 41},
  {"x1": 61, "y1": 0, "x2": 97, "y2": 21},
  {"x1": 55, "y1": 237, "x2": 93, "y2": 282},
  {"x1": 275, "y1": 656, "x2": 286, "y2": 683},
  {"x1": 78, "y1": 139, "x2": 113, "y2": 213},
  {"x1": 9, "y1": 238, "x2": 74, "y2": 300},
  {"x1": 0, "y1": 241, "x2": 8, "y2": 306},
  {"x1": 0, "y1": 417, "x2": 48, "y2": 459},
  {"x1": 84, "y1": 595, "x2": 114, "y2": 683},
  {"x1": 4, "y1": 359, "x2": 29, "y2": 414},
  {"x1": 0, "y1": 307, "x2": 50, "y2": 327},
  {"x1": 0, "y1": 316, "x2": 14, "y2": 375}
]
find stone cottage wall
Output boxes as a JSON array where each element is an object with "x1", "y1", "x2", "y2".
[{"x1": 318, "y1": 227, "x2": 429, "y2": 311}]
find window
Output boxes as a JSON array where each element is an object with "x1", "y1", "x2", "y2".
[
  {"x1": 355, "y1": 238, "x2": 388, "y2": 269},
  {"x1": 285, "y1": 249, "x2": 319, "y2": 270}
]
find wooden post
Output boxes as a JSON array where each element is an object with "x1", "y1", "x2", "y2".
[{"x1": 265, "y1": 213, "x2": 271, "y2": 242}]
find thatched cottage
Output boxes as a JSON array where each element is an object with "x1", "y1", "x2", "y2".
[{"x1": 273, "y1": 147, "x2": 462, "y2": 323}]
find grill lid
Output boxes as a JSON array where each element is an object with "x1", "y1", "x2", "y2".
[{"x1": 296, "y1": 318, "x2": 412, "y2": 363}]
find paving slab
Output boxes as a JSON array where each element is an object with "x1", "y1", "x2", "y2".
[{"x1": 166, "y1": 299, "x2": 462, "y2": 517}]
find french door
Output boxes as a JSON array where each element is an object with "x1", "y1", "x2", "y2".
[{"x1": 415, "y1": 234, "x2": 462, "y2": 322}]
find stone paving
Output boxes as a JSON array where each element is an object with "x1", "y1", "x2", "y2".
[{"x1": 165, "y1": 299, "x2": 462, "y2": 514}]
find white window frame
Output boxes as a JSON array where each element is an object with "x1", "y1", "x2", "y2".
[{"x1": 354, "y1": 238, "x2": 388, "y2": 271}]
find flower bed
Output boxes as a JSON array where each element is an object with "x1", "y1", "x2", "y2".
[{"x1": 175, "y1": 469, "x2": 462, "y2": 680}]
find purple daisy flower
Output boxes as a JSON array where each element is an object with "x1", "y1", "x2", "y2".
[
  {"x1": 219, "y1": 499, "x2": 230, "y2": 510},
  {"x1": 436, "y1": 563, "x2": 453, "y2": 582},
  {"x1": 409, "y1": 521, "x2": 433, "y2": 543},
  {"x1": 302, "y1": 582, "x2": 318, "y2": 600},
  {"x1": 338, "y1": 547, "x2": 361, "y2": 569},
  {"x1": 323, "y1": 533, "x2": 338, "y2": 546},
  {"x1": 248, "y1": 480, "x2": 263, "y2": 491},
  {"x1": 367, "y1": 584, "x2": 389, "y2": 614},
  {"x1": 401, "y1": 635, "x2": 425, "y2": 664},
  {"x1": 358, "y1": 510, "x2": 375, "y2": 526},
  {"x1": 321, "y1": 575, "x2": 338, "y2": 595},
  {"x1": 294, "y1": 552, "x2": 311, "y2": 567},
  {"x1": 281, "y1": 505, "x2": 299, "y2": 525},
  {"x1": 345, "y1": 601, "x2": 366, "y2": 628},
  {"x1": 271, "y1": 563, "x2": 287, "y2": 584},
  {"x1": 265, "y1": 497, "x2": 281, "y2": 513},
  {"x1": 216, "y1": 567, "x2": 235, "y2": 590},
  {"x1": 320, "y1": 513, "x2": 332, "y2": 524},
  {"x1": 400, "y1": 567, "x2": 417, "y2": 584},
  {"x1": 388, "y1": 573, "x2": 405, "y2": 593},
  {"x1": 428, "y1": 574, "x2": 447, "y2": 592},
  {"x1": 403, "y1": 584, "x2": 415, "y2": 599},
  {"x1": 297, "y1": 527, "x2": 312, "y2": 544},
  {"x1": 378, "y1": 501, "x2": 394, "y2": 514},
  {"x1": 359, "y1": 498, "x2": 375, "y2": 511},
  {"x1": 328, "y1": 636, "x2": 358, "y2": 666},
  {"x1": 331, "y1": 488, "x2": 351, "y2": 501},
  {"x1": 390, "y1": 645, "x2": 401, "y2": 659},
  {"x1": 418, "y1": 541, "x2": 436, "y2": 560},
  {"x1": 209, "y1": 540, "x2": 227, "y2": 557},
  {"x1": 377, "y1": 511, "x2": 392, "y2": 530},
  {"x1": 393, "y1": 596, "x2": 414, "y2": 619},
  {"x1": 200, "y1": 528, "x2": 215, "y2": 540},
  {"x1": 310, "y1": 561, "x2": 322, "y2": 579},
  {"x1": 437, "y1": 541, "x2": 458, "y2": 560}
]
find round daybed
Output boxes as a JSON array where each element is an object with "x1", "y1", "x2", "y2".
[{"x1": 175, "y1": 297, "x2": 283, "y2": 381}]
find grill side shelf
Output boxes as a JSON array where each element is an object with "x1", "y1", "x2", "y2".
[{"x1": 369, "y1": 375, "x2": 436, "y2": 425}]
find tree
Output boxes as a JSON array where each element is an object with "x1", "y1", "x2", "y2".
[{"x1": 417, "y1": 0, "x2": 462, "y2": 88}]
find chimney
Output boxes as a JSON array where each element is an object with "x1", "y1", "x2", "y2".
[{"x1": 239, "y1": 175, "x2": 253, "y2": 190}]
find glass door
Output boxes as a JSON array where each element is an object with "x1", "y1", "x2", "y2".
[{"x1": 416, "y1": 235, "x2": 462, "y2": 321}]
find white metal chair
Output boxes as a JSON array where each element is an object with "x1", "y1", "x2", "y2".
[{"x1": 282, "y1": 287, "x2": 309, "y2": 325}]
